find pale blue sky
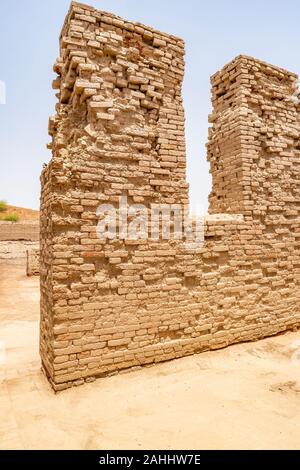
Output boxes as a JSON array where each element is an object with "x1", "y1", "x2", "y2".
[{"x1": 0, "y1": 0, "x2": 299, "y2": 210}]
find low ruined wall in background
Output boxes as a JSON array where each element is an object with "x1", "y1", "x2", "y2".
[
  {"x1": 0, "y1": 241, "x2": 39, "y2": 262},
  {"x1": 0, "y1": 222, "x2": 39, "y2": 242}
]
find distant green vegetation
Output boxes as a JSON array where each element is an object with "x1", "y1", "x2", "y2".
[
  {"x1": 0, "y1": 200, "x2": 7, "y2": 212},
  {"x1": 3, "y1": 213, "x2": 19, "y2": 223}
]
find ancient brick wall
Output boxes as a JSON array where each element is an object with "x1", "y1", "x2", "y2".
[
  {"x1": 26, "y1": 248, "x2": 40, "y2": 276},
  {"x1": 40, "y1": 1, "x2": 300, "y2": 391},
  {"x1": 0, "y1": 222, "x2": 39, "y2": 241}
]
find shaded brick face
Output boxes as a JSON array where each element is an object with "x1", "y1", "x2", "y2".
[
  {"x1": 26, "y1": 248, "x2": 40, "y2": 276},
  {"x1": 40, "y1": 2, "x2": 300, "y2": 391}
]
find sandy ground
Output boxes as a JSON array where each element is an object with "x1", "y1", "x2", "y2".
[{"x1": 0, "y1": 260, "x2": 300, "y2": 450}]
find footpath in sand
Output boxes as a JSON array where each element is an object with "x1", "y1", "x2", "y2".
[{"x1": 0, "y1": 254, "x2": 300, "y2": 450}]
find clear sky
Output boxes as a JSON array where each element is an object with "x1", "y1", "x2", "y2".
[{"x1": 0, "y1": 0, "x2": 299, "y2": 210}]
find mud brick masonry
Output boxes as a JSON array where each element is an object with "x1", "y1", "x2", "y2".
[
  {"x1": 40, "y1": 1, "x2": 300, "y2": 391},
  {"x1": 26, "y1": 248, "x2": 40, "y2": 276},
  {"x1": 0, "y1": 222, "x2": 39, "y2": 242}
]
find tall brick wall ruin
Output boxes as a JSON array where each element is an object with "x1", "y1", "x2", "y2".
[{"x1": 40, "y1": 1, "x2": 300, "y2": 391}]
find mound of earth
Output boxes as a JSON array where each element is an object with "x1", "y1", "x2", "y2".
[{"x1": 0, "y1": 205, "x2": 39, "y2": 222}]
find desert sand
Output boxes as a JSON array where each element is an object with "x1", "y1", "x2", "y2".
[{"x1": 0, "y1": 255, "x2": 299, "y2": 450}]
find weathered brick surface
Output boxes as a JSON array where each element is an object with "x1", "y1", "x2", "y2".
[
  {"x1": 40, "y1": 2, "x2": 300, "y2": 391},
  {"x1": 0, "y1": 222, "x2": 39, "y2": 241}
]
